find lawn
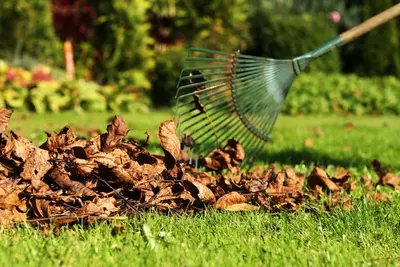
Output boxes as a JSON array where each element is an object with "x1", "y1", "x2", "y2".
[{"x1": 1, "y1": 110, "x2": 400, "y2": 266}]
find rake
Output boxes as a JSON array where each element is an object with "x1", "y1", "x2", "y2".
[{"x1": 175, "y1": 3, "x2": 400, "y2": 165}]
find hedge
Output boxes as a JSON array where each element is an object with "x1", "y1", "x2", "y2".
[
  {"x1": 0, "y1": 0, "x2": 63, "y2": 66},
  {"x1": 283, "y1": 73, "x2": 400, "y2": 115},
  {"x1": 246, "y1": 8, "x2": 341, "y2": 73},
  {"x1": 0, "y1": 59, "x2": 148, "y2": 113}
]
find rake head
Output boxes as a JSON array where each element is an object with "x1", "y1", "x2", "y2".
[{"x1": 175, "y1": 48, "x2": 305, "y2": 165}]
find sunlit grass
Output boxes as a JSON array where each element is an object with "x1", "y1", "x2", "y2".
[{"x1": 2, "y1": 110, "x2": 400, "y2": 266}]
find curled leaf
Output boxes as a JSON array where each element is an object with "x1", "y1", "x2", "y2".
[
  {"x1": 159, "y1": 120, "x2": 180, "y2": 169},
  {"x1": 101, "y1": 116, "x2": 129, "y2": 152},
  {"x1": 216, "y1": 191, "x2": 247, "y2": 209},
  {"x1": 307, "y1": 167, "x2": 339, "y2": 191}
]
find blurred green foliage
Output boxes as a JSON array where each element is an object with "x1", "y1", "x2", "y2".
[
  {"x1": 0, "y1": 59, "x2": 148, "y2": 113},
  {"x1": 175, "y1": 0, "x2": 250, "y2": 51},
  {"x1": 246, "y1": 7, "x2": 341, "y2": 73},
  {"x1": 150, "y1": 46, "x2": 186, "y2": 107},
  {"x1": 283, "y1": 73, "x2": 400, "y2": 115},
  {"x1": 87, "y1": 0, "x2": 154, "y2": 89},
  {"x1": 355, "y1": 0, "x2": 400, "y2": 77},
  {"x1": 1, "y1": 0, "x2": 400, "y2": 110},
  {"x1": 0, "y1": 0, "x2": 63, "y2": 66}
]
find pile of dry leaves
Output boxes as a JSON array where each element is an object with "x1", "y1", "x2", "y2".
[{"x1": 0, "y1": 108, "x2": 399, "y2": 227}]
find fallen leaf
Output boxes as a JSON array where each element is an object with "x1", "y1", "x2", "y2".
[
  {"x1": 304, "y1": 138, "x2": 313, "y2": 147},
  {"x1": 380, "y1": 173, "x2": 400, "y2": 189},
  {"x1": 40, "y1": 126, "x2": 77, "y2": 151},
  {"x1": 0, "y1": 108, "x2": 12, "y2": 133},
  {"x1": 224, "y1": 203, "x2": 259, "y2": 211},
  {"x1": 101, "y1": 116, "x2": 129, "y2": 152},
  {"x1": 183, "y1": 180, "x2": 216, "y2": 204},
  {"x1": 159, "y1": 120, "x2": 180, "y2": 169},
  {"x1": 216, "y1": 192, "x2": 247, "y2": 209},
  {"x1": 20, "y1": 148, "x2": 52, "y2": 180},
  {"x1": 344, "y1": 122, "x2": 355, "y2": 131},
  {"x1": 308, "y1": 167, "x2": 339, "y2": 191},
  {"x1": 311, "y1": 127, "x2": 324, "y2": 137}
]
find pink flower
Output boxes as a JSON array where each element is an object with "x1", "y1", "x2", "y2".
[
  {"x1": 329, "y1": 11, "x2": 341, "y2": 24},
  {"x1": 5, "y1": 70, "x2": 17, "y2": 82}
]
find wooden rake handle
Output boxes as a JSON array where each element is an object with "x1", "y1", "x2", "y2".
[{"x1": 340, "y1": 3, "x2": 400, "y2": 45}]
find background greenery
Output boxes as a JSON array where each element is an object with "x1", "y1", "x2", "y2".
[{"x1": 0, "y1": 0, "x2": 399, "y2": 112}]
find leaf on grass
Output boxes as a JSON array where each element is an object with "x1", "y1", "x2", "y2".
[
  {"x1": 40, "y1": 126, "x2": 77, "y2": 151},
  {"x1": 159, "y1": 120, "x2": 180, "y2": 169},
  {"x1": 28, "y1": 199, "x2": 50, "y2": 218},
  {"x1": 50, "y1": 167, "x2": 97, "y2": 197},
  {"x1": 304, "y1": 138, "x2": 313, "y2": 147},
  {"x1": 308, "y1": 167, "x2": 339, "y2": 191},
  {"x1": 77, "y1": 197, "x2": 118, "y2": 216},
  {"x1": 10, "y1": 131, "x2": 33, "y2": 162},
  {"x1": 101, "y1": 116, "x2": 129, "y2": 152},
  {"x1": 0, "y1": 108, "x2": 13, "y2": 133},
  {"x1": 183, "y1": 180, "x2": 216, "y2": 204},
  {"x1": 0, "y1": 208, "x2": 26, "y2": 226},
  {"x1": 224, "y1": 138, "x2": 245, "y2": 165},
  {"x1": 371, "y1": 160, "x2": 400, "y2": 189},
  {"x1": 372, "y1": 192, "x2": 390, "y2": 203},
  {"x1": 20, "y1": 148, "x2": 52, "y2": 180},
  {"x1": 216, "y1": 191, "x2": 247, "y2": 209},
  {"x1": 224, "y1": 203, "x2": 259, "y2": 211}
]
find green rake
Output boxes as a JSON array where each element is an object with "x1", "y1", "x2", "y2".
[{"x1": 175, "y1": 3, "x2": 400, "y2": 165}]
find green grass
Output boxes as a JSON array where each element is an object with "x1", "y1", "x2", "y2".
[{"x1": 2, "y1": 110, "x2": 400, "y2": 266}]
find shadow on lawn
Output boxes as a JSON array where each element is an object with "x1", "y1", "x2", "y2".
[{"x1": 258, "y1": 148, "x2": 400, "y2": 170}]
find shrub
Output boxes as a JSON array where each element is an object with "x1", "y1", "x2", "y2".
[
  {"x1": 0, "y1": 0, "x2": 63, "y2": 65},
  {"x1": 355, "y1": 0, "x2": 400, "y2": 77},
  {"x1": 246, "y1": 8, "x2": 341, "y2": 73},
  {"x1": 173, "y1": 0, "x2": 250, "y2": 51},
  {"x1": 87, "y1": 0, "x2": 154, "y2": 90},
  {"x1": 150, "y1": 46, "x2": 186, "y2": 107},
  {"x1": 282, "y1": 73, "x2": 400, "y2": 115},
  {"x1": 0, "y1": 59, "x2": 148, "y2": 113}
]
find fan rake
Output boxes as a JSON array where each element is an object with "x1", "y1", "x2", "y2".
[{"x1": 175, "y1": 3, "x2": 400, "y2": 165}]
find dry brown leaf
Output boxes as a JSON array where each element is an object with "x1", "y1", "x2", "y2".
[
  {"x1": 372, "y1": 192, "x2": 391, "y2": 203},
  {"x1": 40, "y1": 126, "x2": 77, "y2": 151},
  {"x1": 380, "y1": 173, "x2": 400, "y2": 189},
  {"x1": 20, "y1": 148, "x2": 52, "y2": 180},
  {"x1": 308, "y1": 167, "x2": 339, "y2": 191},
  {"x1": 101, "y1": 116, "x2": 129, "y2": 152},
  {"x1": 0, "y1": 208, "x2": 26, "y2": 226},
  {"x1": 183, "y1": 180, "x2": 216, "y2": 204},
  {"x1": 159, "y1": 120, "x2": 180, "y2": 169},
  {"x1": 50, "y1": 167, "x2": 97, "y2": 197},
  {"x1": 225, "y1": 138, "x2": 245, "y2": 165},
  {"x1": 28, "y1": 199, "x2": 50, "y2": 218},
  {"x1": 344, "y1": 122, "x2": 355, "y2": 131},
  {"x1": 311, "y1": 127, "x2": 324, "y2": 137},
  {"x1": 224, "y1": 203, "x2": 259, "y2": 211},
  {"x1": 216, "y1": 191, "x2": 247, "y2": 209},
  {"x1": 371, "y1": 160, "x2": 400, "y2": 189},
  {"x1": 193, "y1": 172, "x2": 215, "y2": 186},
  {"x1": 304, "y1": 138, "x2": 313, "y2": 147},
  {"x1": 0, "y1": 108, "x2": 13, "y2": 133}
]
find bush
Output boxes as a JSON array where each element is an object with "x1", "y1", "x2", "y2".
[
  {"x1": 246, "y1": 8, "x2": 341, "y2": 73},
  {"x1": 0, "y1": 0, "x2": 63, "y2": 65},
  {"x1": 0, "y1": 59, "x2": 148, "y2": 113},
  {"x1": 355, "y1": 0, "x2": 400, "y2": 77},
  {"x1": 282, "y1": 73, "x2": 400, "y2": 115},
  {"x1": 175, "y1": 0, "x2": 250, "y2": 51},
  {"x1": 150, "y1": 46, "x2": 186, "y2": 107},
  {"x1": 87, "y1": 0, "x2": 154, "y2": 90}
]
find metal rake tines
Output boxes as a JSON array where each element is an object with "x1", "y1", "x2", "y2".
[{"x1": 175, "y1": 48, "x2": 296, "y2": 163}]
